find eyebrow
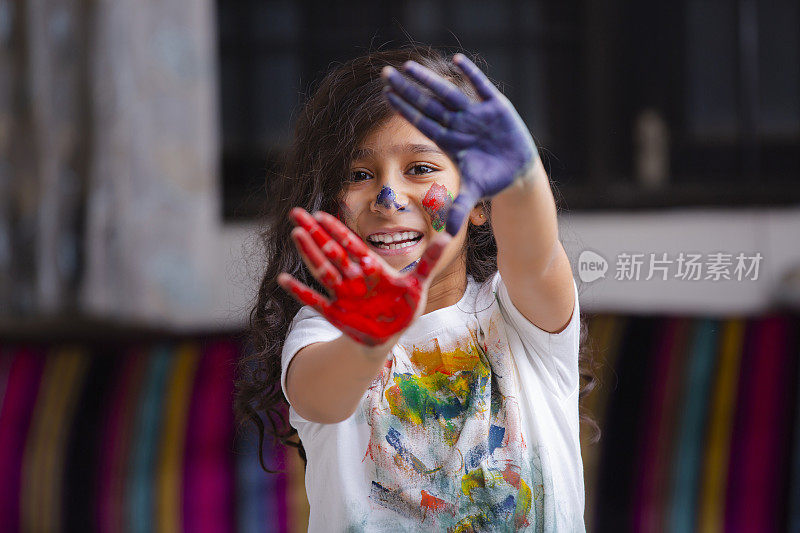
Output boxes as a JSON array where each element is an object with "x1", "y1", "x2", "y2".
[{"x1": 351, "y1": 143, "x2": 447, "y2": 161}]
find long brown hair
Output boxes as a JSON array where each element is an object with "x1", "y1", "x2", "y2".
[{"x1": 233, "y1": 44, "x2": 600, "y2": 473}]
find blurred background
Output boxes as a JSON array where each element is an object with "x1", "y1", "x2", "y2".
[{"x1": 1, "y1": 0, "x2": 799, "y2": 531}]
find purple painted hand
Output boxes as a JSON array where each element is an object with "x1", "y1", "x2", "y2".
[{"x1": 382, "y1": 54, "x2": 539, "y2": 236}]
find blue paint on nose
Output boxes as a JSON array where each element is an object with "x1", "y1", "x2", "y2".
[{"x1": 376, "y1": 186, "x2": 404, "y2": 210}]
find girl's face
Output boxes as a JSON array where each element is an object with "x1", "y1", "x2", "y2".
[{"x1": 338, "y1": 113, "x2": 479, "y2": 274}]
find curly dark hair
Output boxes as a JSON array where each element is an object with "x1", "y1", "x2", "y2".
[{"x1": 233, "y1": 44, "x2": 600, "y2": 474}]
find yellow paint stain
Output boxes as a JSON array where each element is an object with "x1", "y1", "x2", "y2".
[
  {"x1": 409, "y1": 337, "x2": 483, "y2": 376},
  {"x1": 451, "y1": 512, "x2": 490, "y2": 533},
  {"x1": 384, "y1": 339, "x2": 491, "y2": 425},
  {"x1": 461, "y1": 468, "x2": 486, "y2": 501},
  {"x1": 514, "y1": 478, "x2": 533, "y2": 527}
]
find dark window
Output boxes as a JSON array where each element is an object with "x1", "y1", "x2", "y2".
[{"x1": 217, "y1": 0, "x2": 800, "y2": 219}]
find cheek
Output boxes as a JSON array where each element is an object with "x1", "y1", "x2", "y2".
[
  {"x1": 336, "y1": 199, "x2": 356, "y2": 225},
  {"x1": 421, "y1": 183, "x2": 454, "y2": 232}
]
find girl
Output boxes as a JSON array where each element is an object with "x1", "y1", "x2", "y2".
[{"x1": 235, "y1": 45, "x2": 597, "y2": 532}]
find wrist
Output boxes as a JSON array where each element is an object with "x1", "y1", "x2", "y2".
[
  {"x1": 517, "y1": 149, "x2": 542, "y2": 183},
  {"x1": 502, "y1": 155, "x2": 545, "y2": 197},
  {"x1": 355, "y1": 334, "x2": 398, "y2": 362}
]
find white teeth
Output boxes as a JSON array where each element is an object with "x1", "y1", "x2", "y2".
[
  {"x1": 368, "y1": 231, "x2": 422, "y2": 244},
  {"x1": 369, "y1": 231, "x2": 422, "y2": 244},
  {"x1": 370, "y1": 238, "x2": 419, "y2": 250}
]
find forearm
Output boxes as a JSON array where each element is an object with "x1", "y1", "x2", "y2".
[
  {"x1": 285, "y1": 333, "x2": 396, "y2": 424},
  {"x1": 491, "y1": 156, "x2": 561, "y2": 278}
]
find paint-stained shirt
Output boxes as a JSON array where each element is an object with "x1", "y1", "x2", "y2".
[{"x1": 281, "y1": 271, "x2": 585, "y2": 532}]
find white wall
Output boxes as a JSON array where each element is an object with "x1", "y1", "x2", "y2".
[{"x1": 560, "y1": 207, "x2": 800, "y2": 316}]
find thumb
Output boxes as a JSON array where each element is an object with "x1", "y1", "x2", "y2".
[
  {"x1": 411, "y1": 232, "x2": 452, "y2": 285},
  {"x1": 445, "y1": 185, "x2": 480, "y2": 236}
]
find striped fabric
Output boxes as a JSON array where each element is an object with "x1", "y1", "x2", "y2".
[
  {"x1": 0, "y1": 337, "x2": 305, "y2": 533},
  {"x1": 1, "y1": 313, "x2": 799, "y2": 532},
  {"x1": 586, "y1": 314, "x2": 800, "y2": 533}
]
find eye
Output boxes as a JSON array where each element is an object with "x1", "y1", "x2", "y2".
[
  {"x1": 407, "y1": 164, "x2": 437, "y2": 176},
  {"x1": 349, "y1": 170, "x2": 372, "y2": 183}
]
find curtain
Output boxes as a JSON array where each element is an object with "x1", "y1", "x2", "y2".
[{"x1": 0, "y1": 0, "x2": 221, "y2": 327}]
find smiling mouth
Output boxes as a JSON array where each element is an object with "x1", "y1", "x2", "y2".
[
  {"x1": 369, "y1": 237, "x2": 422, "y2": 250},
  {"x1": 366, "y1": 232, "x2": 423, "y2": 250}
]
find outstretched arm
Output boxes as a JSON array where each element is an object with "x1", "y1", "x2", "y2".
[
  {"x1": 492, "y1": 158, "x2": 575, "y2": 333},
  {"x1": 278, "y1": 208, "x2": 453, "y2": 423},
  {"x1": 382, "y1": 53, "x2": 575, "y2": 334}
]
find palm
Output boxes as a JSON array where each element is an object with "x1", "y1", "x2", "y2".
[
  {"x1": 382, "y1": 54, "x2": 538, "y2": 235},
  {"x1": 323, "y1": 267, "x2": 422, "y2": 346},
  {"x1": 278, "y1": 208, "x2": 447, "y2": 346}
]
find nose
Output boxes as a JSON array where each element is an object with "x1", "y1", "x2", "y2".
[{"x1": 370, "y1": 185, "x2": 408, "y2": 214}]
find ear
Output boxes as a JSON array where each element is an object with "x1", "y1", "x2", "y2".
[{"x1": 468, "y1": 204, "x2": 488, "y2": 226}]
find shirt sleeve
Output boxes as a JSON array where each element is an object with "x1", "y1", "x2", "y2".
[
  {"x1": 280, "y1": 306, "x2": 343, "y2": 407},
  {"x1": 492, "y1": 271, "x2": 582, "y2": 397}
]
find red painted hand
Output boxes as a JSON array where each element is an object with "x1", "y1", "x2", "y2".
[{"x1": 277, "y1": 208, "x2": 451, "y2": 346}]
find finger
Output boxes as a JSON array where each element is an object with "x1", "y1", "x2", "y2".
[
  {"x1": 291, "y1": 227, "x2": 343, "y2": 289},
  {"x1": 311, "y1": 211, "x2": 383, "y2": 281},
  {"x1": 445, "y1": 185, "x2": 480, "y2": 237},
  {"x1": 312, "y1": 210, "x2": 371, "y2": 261},
  {"x1": 411, "y1": 233, "x2": 452, "y2": 284},
  {"x1": 289, "y1": 207, "x2": 335, "y2": 250},
  {"x1": 383, "y1": 88, "x2": 473, "y2": 148},
  {"x1": 383, "y1": 66, "x2": 457, "y2": 123},
  {"x1": 311, "y1": 212, "x2": 362, "y2": 279},
  {"x1": 452, "y1": 53, "x2": 499, "y2": 101},
  {"x1": 290, "y1": 207, "x2": 353, "y2": 282},
  {"x1": 277, "y1": 272, "x2": 331, "y2": 315},
  {"x1": 399, "y1": 61, "x2": 472, "y2": 110}
]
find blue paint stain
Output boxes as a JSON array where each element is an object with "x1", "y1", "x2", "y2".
[
  {"x1": 488, "y1": 424, "x2": 505, "y2": 455},
  {"x1": 500, "y1": 494, "x2": 516, "y2": 512},
  {"x1": 376, "y1": 186, "x2": 404, "y2": 210},
  {"x1": 369, "y1": 481, "x2": 408, "y2": 517},
  {"x1": 399, "y1": 258, "x2": 420, "y2": 273},
  {"x1": 370, "y1": 481, "x2": 392, "y2": 498},
  {"x1": 431, "y1": 397, "x2": 467, "y2": 420},
  {"x1": 465, "y1": 443, "x2": 487, "y2": 471},
  {"x1": 385, "y1": 426, "x2": 403, "y2": 450},
  {"x1": 385, "y1": 427, "x2": 440, "y2": 474}
]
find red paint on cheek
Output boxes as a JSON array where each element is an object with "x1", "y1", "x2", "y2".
[
  {"x1": 422, "y1": 183, "x2": 447, "y2": 210},
  {"x1": 422, "y1": 183, "x2": 454, "y2": 232}
]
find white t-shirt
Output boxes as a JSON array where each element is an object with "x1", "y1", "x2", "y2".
[{"x1": 280, "y1": 271, "x2": 585, "y2": 532}]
